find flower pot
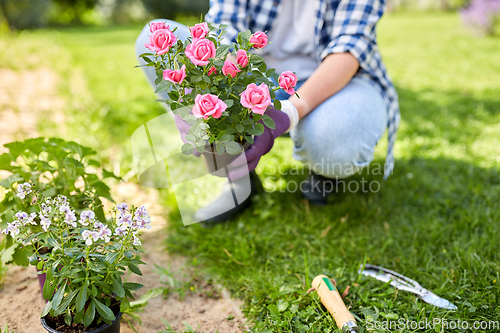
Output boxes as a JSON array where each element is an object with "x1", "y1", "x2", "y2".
[
  {"x1": 37, "y1": 267, "x2": 47, "y2": 301},
  {"x1": 202, "y1": 142, "x2": 251, "y2": 177},
  {"x1": 41, "y1": 312, "x2": 122, "y2": 333}
]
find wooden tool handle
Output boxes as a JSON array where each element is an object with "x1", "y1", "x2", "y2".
[{"x1": 312, "y1": 275, "x2": 355, "y2": 329}]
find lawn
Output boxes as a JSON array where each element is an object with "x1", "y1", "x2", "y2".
[{"x1": 1, "y1": 11, "x2": 500, "y2": 333}]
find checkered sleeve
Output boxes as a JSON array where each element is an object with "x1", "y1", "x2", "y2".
[
  {"x1": 320, "y1": 0, "x2": 385, "y2": 70},
  {"x1": 205, "y1": 0, "x2": 250, "y2": 44}
]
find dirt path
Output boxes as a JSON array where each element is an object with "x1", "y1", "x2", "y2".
[{"x1": 0, "y1": 68, "x2": 247, "y2": 332}]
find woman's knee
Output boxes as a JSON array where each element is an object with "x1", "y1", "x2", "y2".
[{"x1": 294, "y1": 127, "x2": 375, "y2": 178}]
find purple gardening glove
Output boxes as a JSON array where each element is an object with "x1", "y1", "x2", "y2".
[
  {"x1": 174, "y1": 114, "x2": 201, "y2": 157},
  {"x1": 227, "y1": 107, "x2": 290, "y2": 180}
]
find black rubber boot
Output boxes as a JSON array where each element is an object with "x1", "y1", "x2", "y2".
[
  {"x1": 197, "y1": 171, "x2": 262, "y2": 227},
  {"x1": 301, "y1": 171, "x2": 338, "y2": 206}
]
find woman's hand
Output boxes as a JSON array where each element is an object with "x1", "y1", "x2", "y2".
[{"x1": 227, "y1": 107, "x2": 290, "y2": 180}]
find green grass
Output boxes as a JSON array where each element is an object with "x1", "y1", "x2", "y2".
[
  {"x1": 0, "y1": 11, "x2": 499, "y2": 333},
  {"x1": 164, "y1": 12, "x2": 500, "y2": 332}
]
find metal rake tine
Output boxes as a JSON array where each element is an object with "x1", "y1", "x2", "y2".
[{"x1": 360, "y1": 264, "x2": 424, "y2": 290}]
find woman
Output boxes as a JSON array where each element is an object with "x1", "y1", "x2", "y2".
[{"x1": 136, "y1": 0, "x2": 400, "y2": 225}]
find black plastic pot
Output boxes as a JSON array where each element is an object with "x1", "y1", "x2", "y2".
[{"x1": 41, "y1": 313, "x2": 122, "y2": 333}]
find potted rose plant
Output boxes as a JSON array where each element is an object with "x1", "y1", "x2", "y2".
[
  {"x1": 1, "y1": 190, "x2": 150, "y2": 333},
  {"x1": 139, "y1": 21, "x2": 298, "y2": 171}
]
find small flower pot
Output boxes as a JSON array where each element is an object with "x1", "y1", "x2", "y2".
[
  {"x1": 202, "y1": 142, "x2": 251, "y2": 177},
  {"x1": 37, "y1": 268, "x2": 47, "y2": 301},
  {"x1": 41, "y1": 313, "x2": 122, "y2": 333}
]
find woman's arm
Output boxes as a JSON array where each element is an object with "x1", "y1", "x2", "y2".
[{"x1": 288, "y1": 52, "x2": 359, "y2": 119}]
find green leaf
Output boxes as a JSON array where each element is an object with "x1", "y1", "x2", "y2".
[
  {"x1": 41, "y1": 301, "x2": 52, "y2": 318},
  {"x1": 224, "y1": 99, "x2": 234, "y2": 108},
  {"x1": 213, "y1": 59, "x2": 224, "y2": 67},
  {"x1": 74, "y1": 308, "x2": 85, "y2": 324},
  {"x1": 154, "y1": 83, "x2": 171, "y2": 94},
  {"x1": 41, "y1": 187, "x2": 57, "y2": 197},
  {"x1": 64, "y1": 308, "x2": 72, "y2": 326},
  {"x1": 91, "y1": 284, "x2": 98, "y2": 297},
  {"x1": 54, "y1": 289, "x2": 79, "y2": 316},
  {"x1": 277, "y1": 299, "x2": 288, "y2": 312},
  {"x1": 112, "y1": 277, "x2": 125, "y2": 298},
  {"x1": 12, "y1": 247, "x2": 31, "y2": 266},
  {"x1": 0, "y1": 242, "x2": 18, "y2": 264},
  {"x1": 215, "y1": 44, "x2": 230, "y2": 58},
  {"x1": 191, "y1": 75, "x2": 203, "y2": 83},
  {"x1": 236, "y1": 124, "x2": 244, "y2": 133},
  {"x1": 202, "y1": 75, "x2": 211, "y2": 84},
  {"x1": 250, "y1": 53, "x2": 265, "y2": 64},
  {"x1": 181, "y1": 143, "x2": 195, "y2": 155},
  {"x1": 190, "y1": 68, "x2": 203, "y2": 75},
  {"x1": 215, "y1": 142, "x2": 225, "y2": 155},
  {"x1": 268, "y1": 304, "x2": 280, "y2": 317},
  {"x1": 195, "y1": 142, "x2": 205, "y2": 154},
  {"x1": 43, "y1": 280, "x2": 55, "y2": 301},
  {"x1": 76, "y1": 286, "x2": 88, "y2": 312},
  {"x1": 262, "y1": 115, "x2": 276, "y2": 130},
  {"x1": 273, "y1": 99, "x2": 282, "y2": 110},
  {"x1": 128, "y1": 264, "x2": 142, "y2": 276},
  {"x1": 52, "y1": 284, "x2": 66, "y2": 309},
  {"x1": 105, "y1": 252, "x2": 119, "y2": 264},
  {"x1": 223, "y1": 142, "x2": 243, "y2": 155},
  {"x1": 129, "y1": 288, "x2": 163, "y2": 307},
  {"x1": 120, "y1": 298, "x2": 130, "y2": 313},
  {"x1": 46, "y1": 238, "x2": 60, "y2": 250},
  {"x1": 102, "y1": 169, "x2": 120, "y2": 180},
  {"x1": 240, "y1": 30, "x2": 252, "y2": 45},
  {"x1": 123, "y1": 282, "x2": 143, "y2": 291},
  {"x1": 92, "y1": 297, "x2": 116, "y2": 321},
  {"x1": 83, "y1": 300, "x2": 95, "y2": 327},
  {"x1": 266, "y1": 68, "x2": 276, "y2": 77}
]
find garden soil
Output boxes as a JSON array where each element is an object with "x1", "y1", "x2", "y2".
[{"x1": 0, "y1": 69, "x2": 247, "y2": 333}]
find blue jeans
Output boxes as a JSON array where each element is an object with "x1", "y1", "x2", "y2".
[
  {"x1": 136, "y1": 20, "x2": 388, "y2": 179},
  {"x1": 276, "y1": 78, "x2": 387, "y2": 179}
]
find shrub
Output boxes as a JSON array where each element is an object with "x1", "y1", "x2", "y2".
[
  {"x1": 461, "y1": 0, "x2": 500, "y2": 35},
  {"x1": 0, "y1": 0, "x2": 53, "y2": 29}
]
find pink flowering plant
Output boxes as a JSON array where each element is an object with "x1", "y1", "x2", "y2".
[
  {"x1": 2, "y1": 190, "x2": 151, "y2": 328},
  {"x1": 139, "y1": 21, "x2": 298, "y2": 155}
]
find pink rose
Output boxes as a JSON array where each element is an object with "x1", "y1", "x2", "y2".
[
  {"x1": 189, "y1": 22, "x2": 209, "y2": 40},
  {"x1": 145, "y1": 28, "x2": 177, "y2": 56},
  {"x1": 163, "y1": 65, "x2": 186, "y2": 85},
  {"x1": 249, "y1": 31, "x2": 268, "y2": 49},
  {"x1": 150, "y1": 22, "x2": 166, "y2": 33},
  {"x1": 240, "y1": 83, "x2": 271, "y2": 115},
  {"x1": 185, "y1": 38, "x2": 216, "y2": 66},
  {"x1": 279, "y1": 71, "x2": 298, "y2": 95},
  {"x1": 236, "y1": 49, "x2": 249, "y2": 68},
  {"x1": 208, "y1": 66, "x2": 217, "y2": 76},
  {"x1": 222, "y1": 60, "x2": 241, "y2": 78},
  {"x1": 193, "y1": 94, "x2": 227, "y2": 119}
]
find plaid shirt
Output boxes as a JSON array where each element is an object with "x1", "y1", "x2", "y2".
[{"x1": 206, "y1": 0, "x2": 400, "y2": 179}]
